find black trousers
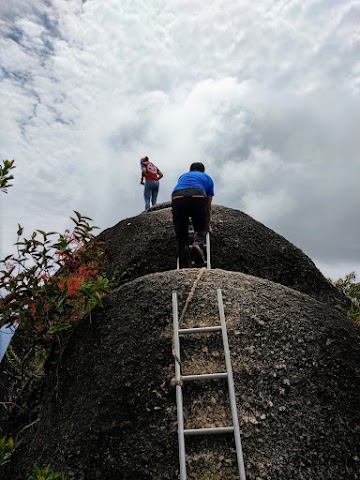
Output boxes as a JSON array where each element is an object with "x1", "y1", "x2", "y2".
[{"x1": 172, "y1": 195, "x2": 207, "y2": 268}]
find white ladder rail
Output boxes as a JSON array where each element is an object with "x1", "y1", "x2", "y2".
[
  {"x1": 206, "y1": 232, "x2": 211, "y2": 269},
  {"x1": 172, "y1": 289, "x2": 246, "y2": 480},
  {"x1": 172, "y1": 291, "x2": 187, "y2": 480},
  {"x1": 217, "y1": 288, "x2": 247, "y2": 480}
]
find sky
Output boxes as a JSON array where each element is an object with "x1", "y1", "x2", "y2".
[{"x1": 1, "y1": 0, "x2": 360, "y2": 283}]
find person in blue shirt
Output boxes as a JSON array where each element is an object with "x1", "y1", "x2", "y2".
[{"x1": 172, "y1": 162, "x2": 214, "y2": 268}]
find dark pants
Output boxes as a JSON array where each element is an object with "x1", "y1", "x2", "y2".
[{"x1": 172, "y1": 195, "x2": 207, "y2": 268}]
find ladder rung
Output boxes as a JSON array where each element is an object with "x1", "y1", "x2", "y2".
[
  {"x1": 182, "y1": 372, "x2": 228, "y2": 382},
  {"x1": 179, "y1": 326, "x2": 221, "y2": 335},
  {"x1": 184, "y1": 426, "x2": 234, "y2": 436}
]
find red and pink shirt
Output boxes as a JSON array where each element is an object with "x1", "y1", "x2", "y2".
[{"x1": 141, "y1": 161, "x2": 159, "y2": 181}]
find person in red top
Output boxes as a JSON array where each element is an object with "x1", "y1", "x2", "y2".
[{"x1": 140, "y1": 156, "x2": 163, "y2": 210}]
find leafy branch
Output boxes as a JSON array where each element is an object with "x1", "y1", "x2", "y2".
[
  {"x1": 331, "y1": 272, "x2": 360, "y2": 325},
  {"x1": 0, "y1": 212, "x2": 111, "y2": 356},
  {"x1": 28, "y1": 464, "x2": 69, "y2": 480},
  {"x1": 0, "y1": 159, "x2": 16, "y2": 193}
]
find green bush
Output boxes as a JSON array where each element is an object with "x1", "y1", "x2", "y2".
[
  {"x1": 332, "y1": 272, "x2": 360, "y2": 325},
  {"x1": 0, "y1": 212, "x2": 111, "y2": 356},
  {"x1": 0, "y1": 436, "x2": 17, "y2": 466},
  {"x1": 28, "y1": 464, "x2": 69, "y2": 480}
]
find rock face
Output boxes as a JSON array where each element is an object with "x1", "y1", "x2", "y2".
[
  {"x1": 1, "y1": 205, "x2": 359, "y2": 480},
  {"x1": 98, "y1": 204, "x2": 347, "y2": 309},
  {"x1": 4, "y1": 270, "x2": 360, "y2": 480}
]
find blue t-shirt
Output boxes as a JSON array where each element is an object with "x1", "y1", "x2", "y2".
[{"x1": 173, "y1": 171, "x2": 215, "y2": 196}]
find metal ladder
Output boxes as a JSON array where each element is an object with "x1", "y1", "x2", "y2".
[
  {"x1": 176, "y1": 232, "x2": 211, "y2": 270},
  {"x1": 172, "y1": 288, "x2": 246, "y2": 480}
]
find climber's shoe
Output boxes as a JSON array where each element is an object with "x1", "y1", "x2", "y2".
[{"x1": 190, "y1": 243, "x2": 205, "y2": 267}]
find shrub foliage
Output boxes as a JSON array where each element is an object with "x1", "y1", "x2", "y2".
[
  {"x1": 0, "y1": 212, "x2": 111, "y2": 355},
  {"x1": 332, "y1": 272, "x2": 360, "y2": 325},
  {"x1": 0, "y1": 159, "x2": 15, "y2": 193}
]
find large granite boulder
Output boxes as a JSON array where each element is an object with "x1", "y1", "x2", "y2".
[
  {"x1": 98, "y1": 204, "x2": 346, "y2": 309},
  {"x1": 4, "y1": 269, "x2": 359, "y2": 480}
]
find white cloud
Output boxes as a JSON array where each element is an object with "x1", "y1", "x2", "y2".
[{"x1": 1, "y1": 0, "x2": 360, "y2": 280}]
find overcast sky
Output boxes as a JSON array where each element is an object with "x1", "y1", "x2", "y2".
[{"x1": 1, "y1": 0, "x2": 360, "y2": 281}]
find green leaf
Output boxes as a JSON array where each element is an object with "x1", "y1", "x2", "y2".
[
  {"x1": 74, "y1": 210, "x2": 82, "y2": 220},
  {"x1": 47, "y1": 323, "x2": 71, "y2": 334},
  {"x1": 36, "y1": 230, "x2": 48, "y2": 239},
  {"x1": 57, "y1": 287, "x2": 69, "y2": 307}
]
